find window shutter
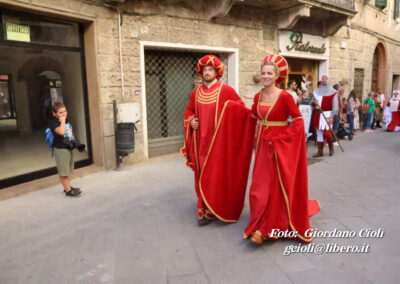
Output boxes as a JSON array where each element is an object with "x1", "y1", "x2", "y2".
[
  {"x1": 395, "y1": 0, "x2": 400, "y2": 19},
  {"x1": 375, "y1": 0, "x2": 387, "y2": 9}
]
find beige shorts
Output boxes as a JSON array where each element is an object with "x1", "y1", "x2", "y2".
[{"x1": 54, "y1": 148, "x2": 74, "y2": 176}]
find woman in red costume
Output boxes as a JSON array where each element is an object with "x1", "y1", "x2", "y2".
[{"x1": 243, "y1": 55, "x2": 320, "y2": 244}]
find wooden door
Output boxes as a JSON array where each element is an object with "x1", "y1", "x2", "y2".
[{"x1": 286, "y1": 58, "x2": 318, "y2": 90}]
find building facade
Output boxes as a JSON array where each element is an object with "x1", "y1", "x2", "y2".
[{"x1": 0, "y1": 0, "x2": 399, "y2": 190}]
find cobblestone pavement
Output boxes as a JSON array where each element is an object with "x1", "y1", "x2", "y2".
[{"x1": 0, "y1": 129, "x2": 399, "y2": 284}]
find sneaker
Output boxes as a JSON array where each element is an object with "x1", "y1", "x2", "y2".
[{"x1": 65, "y1": 188, "x2": 81, "y2": 197}]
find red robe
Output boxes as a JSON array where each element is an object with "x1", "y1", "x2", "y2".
[
  {"x1": 182, "y1": 81, "x2": 256, "y2": 222},
  {"x1": 244, "y1": 90, "x2": 320, "y2": 242},
  {"x1": 387, "y1": 100, "x2": 400, "y2": 132}
]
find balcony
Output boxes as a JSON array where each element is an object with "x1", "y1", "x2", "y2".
[
  {"x1": 314, "y1": 0, "x2": 355, "y2": 12},
  {"x1": 103, "y1": 0, "x2": 357, "y2": 36},
  {"x1": 236, "y1": 0, "x2": 357, "y2": 36}
]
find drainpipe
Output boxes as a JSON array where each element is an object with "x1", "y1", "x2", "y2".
[{"x1": 117, "y1": 8, "x2": 125, "y2": 100}]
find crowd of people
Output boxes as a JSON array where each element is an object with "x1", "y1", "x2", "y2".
[{"x1": 284, "y1": 79, "x2": 400, "y2": 138}]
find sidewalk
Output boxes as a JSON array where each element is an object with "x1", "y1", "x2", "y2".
[{"x1": 0, "y1": 129, "x2": 399, "y2": 284}]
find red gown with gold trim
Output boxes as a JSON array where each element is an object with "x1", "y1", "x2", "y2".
[
  {"x1": 182, "y1": 81, "x2": 256, "y2": 222},
  {"x1": 244, "y1": 90, "x2": 320, "y2": 242},
  {"x1": 387, "y1": 100, "x2": 400, "y2": 131}
]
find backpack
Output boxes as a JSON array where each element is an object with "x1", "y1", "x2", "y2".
[
  {"x1": 44, "y1": 127, "x2": 54, "y2": 148},
  {"x1": 45, "y1": 122, "x2": 74, "y2": 149}
]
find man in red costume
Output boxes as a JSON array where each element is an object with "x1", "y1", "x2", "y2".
[
  {"x1": 181, "y1": 55, "x2": 255, "y2": 226},
  {"x1": 311, "y1": 75, "x2": 338, "y2": 157}
]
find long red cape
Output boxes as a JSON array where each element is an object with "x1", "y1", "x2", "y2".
[{"x1": 182, "y1": 83, "x2": 255, "y2": 222}]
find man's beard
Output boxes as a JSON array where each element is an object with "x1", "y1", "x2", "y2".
[{"x1": 203, "y1": 76, "x2": 216, "y2": 83}]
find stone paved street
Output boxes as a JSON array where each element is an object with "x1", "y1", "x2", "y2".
[{"x1": 0, "y1": 129, "x2": 399, "y2": 284}]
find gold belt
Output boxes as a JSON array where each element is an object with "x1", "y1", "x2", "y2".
[{"x1": 259, "y1": 120, "x2": 288, "y2": 126}]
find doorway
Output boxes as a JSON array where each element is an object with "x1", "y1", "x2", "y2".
[
  {"x1": 371, "y1": 43, "x2": 387, "y2": 92},
  {"x1": 286, "y1": 58, "x2": 318, "y2": 90},
  {"x1": 392, "y1": 75, "x2": 400, "y2": 95}
]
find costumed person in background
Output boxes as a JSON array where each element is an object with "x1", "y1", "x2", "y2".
[
  {"x1": 181, "y1": 55, "x2": 256, "y2": 226},
  {"x1": 386, "y1": 90, "x2": 400, "y2": 132},
  {"x1": 243, "y1": 55, "x2": 320, "y2": 245},
  {"x1": 311, "y1": 75, "x2": 338, "y2": 157}
]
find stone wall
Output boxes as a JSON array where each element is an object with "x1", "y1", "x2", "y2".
[
  {"x1": 4, "y1": 0, "x2": 400, "y2": 170},
  {"x1": 329, "y1": 0, "x2": 400, "y2": 99},
  {"x1": 99, "y1": 4, "x2": 277, "y2": 166},
  {"x1": 6, "y1": 0, "x2": 275, "y2": 168}
]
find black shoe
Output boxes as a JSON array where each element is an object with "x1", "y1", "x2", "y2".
[
  {"x1": 65, "y1": 188, "x2": 81, "y2": 197},
  {"x1": 197, "y1": 217, "x2": 212, "y2": 226},
  {"x1": 64, "y1": 187, "x2": 81, "y2": 193}
]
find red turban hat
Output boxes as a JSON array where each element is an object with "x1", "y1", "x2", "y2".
[
  {"x1": 196, "y1": 55, "x2": 224, "y2": 79},
  {"x1": 262, "y1": 54, "x2": 288, "y2": 84}
]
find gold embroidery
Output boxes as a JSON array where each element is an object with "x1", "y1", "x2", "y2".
[
  {"x1": 259, "y1": 121, "x2": 288, "y2": 126},
  {"x1": 260, "y1": 102, "x2": 274, "y2": 106},
  {"x1": 255, "y1": 90, "x2": 282, "y2": 154},
  {"x1": 196, "y1": 83, "x2": 222, "y2": 105}
]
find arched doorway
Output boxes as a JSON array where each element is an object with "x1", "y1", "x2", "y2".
[
  {"x1": 18, "y1": 56, "x2": 64, "y2": 130},
  {"x1": 371, "y1": 42, "x2": 387, "y2": 93}
]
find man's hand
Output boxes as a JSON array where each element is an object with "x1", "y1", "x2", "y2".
[{"x1": 190, "y1": 118, "x2": 199, "y2": 130}]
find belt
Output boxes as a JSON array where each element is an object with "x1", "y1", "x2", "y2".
[{"x1": 258, "y1": 120, "x2": 288, "y2": 126}]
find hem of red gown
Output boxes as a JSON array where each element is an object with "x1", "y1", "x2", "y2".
[
  {"x1": 197, "y1": 100, "x2": 241, "y2": 224},
  {"x1": 242, "y1": 230, "x2": 314, "y2": 243},
  {"x1": 273, "y1": 149, "x2": 314, "y2": 243},
  {"x1": 197, "y1": 209, "x2": 217, "y2": 220},
  {"x1": 308, "y1": 200, "x2": 321, "y2": 217}
]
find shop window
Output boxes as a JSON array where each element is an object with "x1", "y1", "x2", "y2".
[
  {"x1": 1, "y1": 10, "x2": 80, "y2": 47},
  {"x1": 0, "y1": 9, "x2": 90, "y2": 189},
  {"x1": 0, "y1": 74, "x2": 15, "y2": 119}
]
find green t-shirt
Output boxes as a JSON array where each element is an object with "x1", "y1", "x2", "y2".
[{"x1": 365, "y1": 97, "x2": 375, "y2": 113}]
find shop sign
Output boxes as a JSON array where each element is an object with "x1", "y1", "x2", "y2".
[
  {"x1": 279, "y1": 31, "x2": 329, "y2": 60},
  {"x1": 6, "y1": 23, "x2": 30, "y2": 42},
  {"x1": 287, "y1": 32, "x2": 326, "y2": 54}
]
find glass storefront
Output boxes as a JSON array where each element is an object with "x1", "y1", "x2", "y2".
[{"x1": 0, "y1": 9, "x2": 91, "y2": 189}]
